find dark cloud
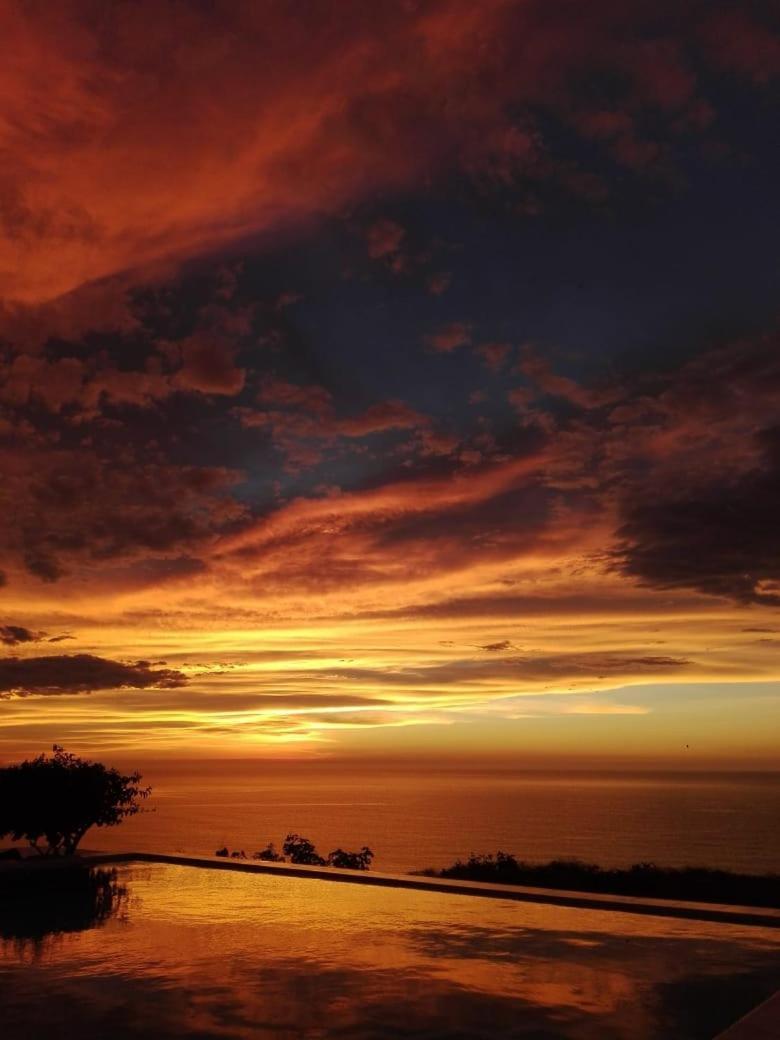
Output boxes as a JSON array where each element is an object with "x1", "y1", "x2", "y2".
[
  {"x1": 701, "y1": 8, "x2": 780, "y2": 83},
  {"x1": 366, "y1": 219, "x2": 405, "y2": 260},
  {"x1": 0, "y1": 625, "x2": 39, "y2": 646},
  {"x1": 1, "y1": 0, "x2": 777, "y2": 307},
  {"x1": 608, "y1": 359, "x2": 780, "y2": 602},
  {"x1": 476, "y1": 343, "x2": 511, "y2": 371},
  {"x1": 239, "y1": 377, "x2": 430, "y2": 471},
  {"x1": 425, "y1": 322, "x2": 472, "y2": 354},
  {"x1": 3, "y1": 454, "x2": 245, "y2": 582},
  {"x1": 22, "y1": 549, "x2": 64, "y2": 584},
  {"x1": 365, "y1": 590, "x2": 708, "y2": 621},
  {"x1": 0, "y1": 654, "x2": 187, "y2": 698},
  {"x1": 477, "y1": 641, "x2": 516, "y2": 652},
  {"x1": 315, "y1": 652, "x2": 689, "y2": 687},
  {"x1": 173, "y1": 334, "x2": 246, "y2": 396},
  {"x1": 517, "y1": 347, "x2": 622, "y2": 409},
  {"x1": 373, "y1": 484, "x2": 550, "y2": 552},
  {"x1": 614, "y1": 460, "x2": 780, "y2": 605}
]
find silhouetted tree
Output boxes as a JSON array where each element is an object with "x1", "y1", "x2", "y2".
[
  {"x1": 217, "y1": 835, "x2": 378, "y2": 869},
  {"x1": 282, "y1": 833, "x2": 326, "y2": 865},
  {"x1": 0, "y1": 745, "x2": 150, "y2": 857},
  {"x1": 327, "y1": 846, "x2": 374, "y2": 870},
  {"x1": 253, "y1": 842, "x2": 284, "y2": 862}
]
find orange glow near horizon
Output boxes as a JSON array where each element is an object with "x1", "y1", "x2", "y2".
[{"x1": 2, "y1": 553, "x2": 779, "y2": 767}]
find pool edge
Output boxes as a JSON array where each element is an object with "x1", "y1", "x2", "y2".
[{"x1": 53, "y1": 850, "x2": 780, "y2": 929}]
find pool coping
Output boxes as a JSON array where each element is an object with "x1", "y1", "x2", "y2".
[{"x1": 9, "y1": 850, "x2": 766, "y2": 929}]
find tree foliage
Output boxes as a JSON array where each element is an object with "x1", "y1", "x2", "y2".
[
  {"x1": 282, "y1": 833, "x2": 326, "y2": 865},
  {"x1": 215, "y1": 834, "x2": 376, "y2": 870},
  {"x1": 254, "y1": 842, "x2": 284, "y2": 862},
  {"x1": 0, "y1": 745, "x2": 150, "y2": 856},
  {"x1": 327, "y1": 846, "x2": 374, "y2": 870},
  {"x1": 421, "y1": 852, "x2": 780, "y2": 908}
]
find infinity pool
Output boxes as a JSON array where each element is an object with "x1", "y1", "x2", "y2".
[{"x1": 1, "y1": 862, "x2": 777, "y2": 1039}]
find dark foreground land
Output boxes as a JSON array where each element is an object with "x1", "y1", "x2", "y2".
[{"x1": 417, "y1": 853, "x2": 780, "y2": 909}]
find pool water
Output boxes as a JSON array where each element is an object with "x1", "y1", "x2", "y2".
[{"x1": 0, "y1": 862, "x2": 777, "y2": 1039}]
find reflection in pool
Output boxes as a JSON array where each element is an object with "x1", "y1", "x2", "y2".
[
  {"x1": 0, "y1": 867, "x2": 127, "y2": 955},
  {"x1": 0, "y1": 862, "x2": 777, "y2": 1038}
]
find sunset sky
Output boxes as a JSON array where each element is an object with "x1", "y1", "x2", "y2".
[{"x1": 1, "y1": 0, "x2": 778, "y2": 767}]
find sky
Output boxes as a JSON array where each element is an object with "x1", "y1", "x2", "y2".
[{"x1": 0, "y1": 0, "x2": 779, "y2": 768}]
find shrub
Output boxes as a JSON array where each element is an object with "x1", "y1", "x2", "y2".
[
  {"x1": 253, "y1": 842, "x2": 285, "y2": 862},
  {"x1": 420, "y1": 852, "x2": 780, "y2": 908},
  {"x1": 282, "y1": 833, "x2": 326, "y2": 865},
  {"x1": 327, "y1": 846, "x2": 374, "y2": 870}
]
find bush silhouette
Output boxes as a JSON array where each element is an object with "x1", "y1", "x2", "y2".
[
  {"x1": 215, "y1": 835, "x2": 377, "y2": 870},
  {"x1": 254, "y1": 842, "x2": 284, "y2": 862},
  {"x1": 327, "y1": 846, "x2": 374, "y2": 870},
  {"x1": 0, "y1": 745, "x2": 150, "y2": 857},
  {"x1": 418, "y1": 852, "x2": 780, "y2": 908},
  {"x1": 282, "y1": 833, "x2": 326, "y2": 865}
]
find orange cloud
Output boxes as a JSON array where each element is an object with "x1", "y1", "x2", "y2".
[{"x1": 3, "y1": 0, "x2": 768, "y2": 307}]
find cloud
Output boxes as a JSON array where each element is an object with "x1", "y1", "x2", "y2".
[
  {"x1": 0, "y1": 274, "x2": 140, "y2": 352},
  {"x1": 214, "y1": 451, "x2": 553, "y2": 594},
  {"x1": 516, "y1": 347, "x2": 622, "y2": 409},
  {"x1": 0, "y1": 3, "x2": 778, "y2": 760},
  {"x1": 700, "y1": 8, "x2": 780, "y2": 84},
  {"x1": 335, "y1": 401, "x2": 426, "y2": 438},
  {"x1": 239, "y1": 378, "x2": 430, "y2": 470},
  {"x1": 1, "y1": 450, "x2": 245, "y2": 583},
  {"x1": 0, "y1": 625, "x2": 39, "y2": 646},
  {"x1": 366, "y1": 219, "x2": 405, "y2": 260},
  {"x1": 0, "y1": 0, "x2": 775, "y2": 311},
  {"x1": 313, "y1": 653, "x2": 689, "y2": 688},
  {"x1": 606, "y1": 341, "x2": 780, "y2": 604},
  {"x1": 173, "y1": 334, "x2": 246, "y2": 396},
  {"x1": 367, "y1": 588, "x2": 708, "y2": 621},
  {"x1": 0, "y1": 654, "x2": 186, "y2": 698},
  {"x1": 257, "y1": 378, "x2": 333, "y2": 414},
  {"x1": 614, "y1": 459, "x2": 780, "y2": 605},
  {"x1": 476, "y1": 343, "x2": 511, "y2": 371},
  {"x1": 427, "y1": 272, "x2": 451, "y2": 296},
  {"x1": 425, "y1": 322, "x2": 472, "y2": 354}
]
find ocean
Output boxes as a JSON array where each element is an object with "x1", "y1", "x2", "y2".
[{"x1": 86, "y1": 765, "x2": 780, "y2": 875}]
